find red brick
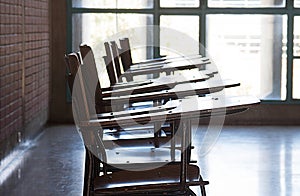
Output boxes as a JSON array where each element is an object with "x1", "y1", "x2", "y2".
[
  {"x1": 0, "y1": 0, "x2": 22, "y2": 6},
  {"x1": 0, "y1": 0, "x2": 49, "y2": 147}
]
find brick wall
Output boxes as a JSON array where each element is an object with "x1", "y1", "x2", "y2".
[{"x1": 0, "y1": 0, "x2": 50, "y2": 160}]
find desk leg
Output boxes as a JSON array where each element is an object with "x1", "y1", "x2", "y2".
[
  {"x1": 187, "y1": 120, "x2": 192, "y2": 163},
  {"x1": 153, "y1": 99, "x2": 161, "y2": 148},
  {"x1": 180, "y1": 120, "x2": 190, "y2": 192},
  {"x1": 170, "y1": 122, "x2": 175, "y2": 161}
]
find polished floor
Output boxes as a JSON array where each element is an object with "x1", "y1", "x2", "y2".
[{"x1": 0, "y1": 125, "x2": 299, "y2": 196}]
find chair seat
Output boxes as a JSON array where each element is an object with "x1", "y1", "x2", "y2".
[
  {"x1": 103, "y1": 122, "x2": 172, "y2": 138},
  {"x1": 93, "y1": 164, "x2": 207, "y2": 195},
  {"x1": 104, "y1": 136, "x2": 173, "y2": 149},
  {"x1": 104, "y1": 146, "x2": 181, "y2": 168},
  {"x1": 104, "y1": 128, "x2": 166, "y2": 140},
  {"x1": 103, "y1": 124, "x2": 173, "y2": 148}
]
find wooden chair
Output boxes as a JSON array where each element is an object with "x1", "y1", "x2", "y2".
[
  {"x1": 69, "y1": 40, "x2": 260, "y2": 195},
  {"x1": 72, "y1": 50, "x2": 206, "y2": 195},
  {"x1": 118, "y1": 37, "x2": 205, "y2": 72},
  {"x1": 73, "y1": 54, "x2": 260, "y2": 194},
  {"x1": 100, "y1": 42, "x2": 214, "y2": 89},
  {"x1": 107, "y1": 40, "x2": 213, "y2": 82},
  {"x1": 73, "y1": 55, "x2": 206, "y2": 195},
  {"x1": 117, "y1": 37, "x2": 174, "y2": 70}
]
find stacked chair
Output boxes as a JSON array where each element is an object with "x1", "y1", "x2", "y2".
[{"x1": 66, "y1": 38, "x2": 260, "y2": 195}]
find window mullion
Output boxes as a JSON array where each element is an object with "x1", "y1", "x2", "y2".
[
  {"x1": 287, "y1": 13, "x2": 294, "y2": 101},
  {"x1": 67, "y1": 0, "x2": 73, "y2": 53},
  {"x1": 153, "y1": 0, "x2": 160, "y2": 58},
  {"x1": 199, "y1": 14, "x2": 206, "y2": 55}
]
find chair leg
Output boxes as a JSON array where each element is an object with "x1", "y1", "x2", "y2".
[
  {"x1": 199, "y1": 176, "x2": 207, "y2": 196},
  {"x1": 200, "y1": 185, "x2": 206, "y2": 196},
  {"x1": 83, "y1": 148, "x2": 92, "y2": 196}
]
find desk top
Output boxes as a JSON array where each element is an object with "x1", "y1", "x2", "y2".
[
  {"x1": 103, "y1": 79, "x2": 240, "y2": 104},
  {"x1": 110, "y1": 69, "x2": 214, "y2": 90},
  {"x1": 81, "y1": 95, "x2": 260, "y2": 129},
  {"x1": 129, "y1": 55, "x2": 208, "y2": 70},
  {"x1": 103, "y1": 70, "x2": 218, "y2": 97},
  {"x1": 122, "y1": 58, "x2": 211, "y2": 77}
]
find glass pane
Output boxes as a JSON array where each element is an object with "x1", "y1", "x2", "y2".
[
  {"x1": 160, "y1": 0, "x2": 199, "y2": 7},
  {"x1": 293, "y1": 60, "x2": 300, "y2": 99},
  {"x1": 207, "y1": 15, "x2": 287, "y2": 100},
  {"x1": 72, "y1": 0, "x2": 153, "y2": 9},
  {"x1": 294, "y1": 17, "x2": 300, "y2": 56},
  {"x1": 295, "y1": 0, "x2": 300, "y2": 7},
  {"x1": 72, "y1": 13, "x2": 153, "y2": 87},
  {"x1": 208, "y1": 0, "x2": 285, "y2": 8},
  {"x1": 160, "y1": 15, "x2": 199, "y2": 56}
]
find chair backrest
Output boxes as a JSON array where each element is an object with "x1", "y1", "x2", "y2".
[
  {"x1": 77, "y1": 45, "x2": 105, "y2": 113},
  {"x1": 64, "y1": 54, "x2": 76, "y2": 93},
  {"x1": 65, "y1": 51, "x2": 87, "y2": 93},
  {"x1": 69, "y1": 52, "x2": 107, "y2": 170},
  {"x1": 71, "y1": 55, "x2": 90, "y2": 122},
  {"x1": 119, "y1": 37, "x2": 133, "y2": 71},
  {"x1": 103, "y1": 42, "x2": 118, "y2": 86},
  {"x1": 110, "y1": 41, "x2": 123, "y2": 81}
]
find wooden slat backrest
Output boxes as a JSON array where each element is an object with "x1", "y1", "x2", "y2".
[
  {"x1": 65, "y1": 51, "x2": 86, "y2": 92},
  {"x1": 69, "y1": 52, "x2": 108, "y2": 179},
  {"x1": 110, "y1": 41, "x2": 123, "y2": 81},
  {"x1": 119, "y1": 37, "x2": 133, "y2": 72},
  {"x1": 103, "y1": 42, "x2": 118, "y2": 86},
  {"x1": 64, "y1": 54, "x2": 75, "y2": 93},
  {"x1": 79, "y1": 45, "x2": 105, "y2": 113},
  {"x1": 69, "y1": 53, "x2": 92, "y2": 123}
]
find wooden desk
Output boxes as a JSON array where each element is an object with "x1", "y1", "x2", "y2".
[
  {"x1": 74, "y1": 43, "x2": 260, "y2": 195},
  {"x1": 128, "y1": 55, "x2": 208, "y2": 70},
  {"x1": 103, "y1": 79, "x2": 240, "y2": 105},
  {"x1": 78, "y1": 95, "x2": 260, "y2": 194},
  {"x1": 121, "y1": 58, "x2": 211, "y2": 78},
  {"x1": 105, "y1": 69, "x2": 214, "y2": 91}
]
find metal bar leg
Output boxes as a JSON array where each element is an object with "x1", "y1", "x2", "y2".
[{"x1": 180, "y1": 120, "x2": 190, "y2": 192}]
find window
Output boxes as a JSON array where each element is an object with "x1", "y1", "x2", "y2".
[
  {"x1": 293, "y1": 59, "x2": 300, "y2": 99},
  {"x1": 208, "y1": 0, "x2": 285, "y2": 8},
  {"x1": 160, "y1": 15, "x2": 199, "y2": 56},
  {"x1": 67, "y1": 0, "x2": 300, "y2": 103},
  {"x1": 160, "y1": 0, "x2": 199, "y2": 7},
  {"x1": 295, "y1": 16, "x2": 300, "y2": 57},
  {"x1": 207, "y1": 14, "x2": 287, "y2": 100},
  {"x1": 295, "y1": 0, "x2": 300, "y2": 7},
  {"x1": 294, "y1": 16, "x2": 300, "y2": 99},
  {"x1": 72, "y1": 0, "x2": 153, "y2": 9}
]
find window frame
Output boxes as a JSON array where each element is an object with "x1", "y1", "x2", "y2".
[{"x1": 66, "y1": 0, "x2": 300, "y2": 104}]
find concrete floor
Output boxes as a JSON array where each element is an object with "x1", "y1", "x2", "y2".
[
  {"x1": 0, "y1": 125, "x2": 300, "y2": 196},
  {"x1": 0, "y1": 125, "x2": 84, "y2": 196}
]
